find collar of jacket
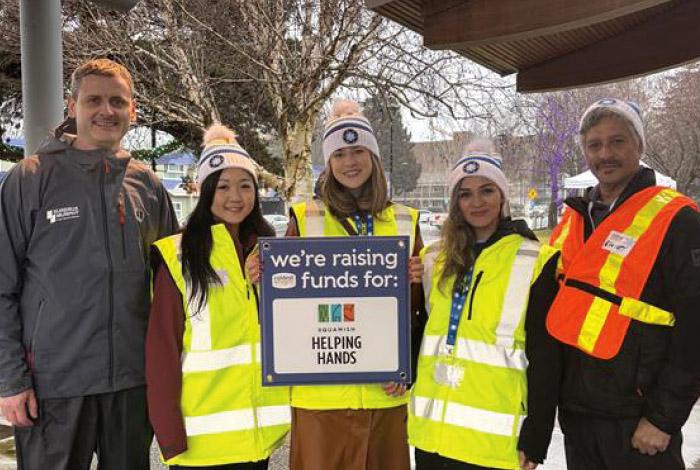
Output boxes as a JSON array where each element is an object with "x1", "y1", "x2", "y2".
[
  {"x1": 478, "y1": 217, "x2": 538, "y2": 252},
  {"x1": 563, "y1": 166, "x2": 656, "y2": 216},
  {"x1": 38, "y1": 134, "x2": 131, "y2": 172}
]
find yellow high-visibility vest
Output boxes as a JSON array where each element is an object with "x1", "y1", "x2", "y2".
[
  {"x1": 289, "y1": 200, "x2": 418, "y2": 410},
  {"x1": 547, "y1": 187, "x2": 696, "y2": 359},
  {"x1": 154, "y1": 224, "x2": 290, "y2": 466},
  {"x1": 409, "y1": 234, "x2": 556, "y2": 469}
]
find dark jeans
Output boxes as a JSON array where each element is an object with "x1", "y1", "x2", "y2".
[
  {"x1": 559, "y1": 410, "x2": 684, "y2": 470},
  {"x1": 170, "y1": 459, "x2": 268, "y2": 470},
  {"x1": 414, "y1": 448, "x2": 500, "y2": 470},
  {"x1": 14, "y1": 386, "x2": 152, "y2": 470}
]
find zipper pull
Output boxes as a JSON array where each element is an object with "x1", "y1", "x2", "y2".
[
  {"x1": 118, "y1": 200, "x2": 125, "y2": 226},
  {"x1": 104, "y1": 159, "x2": 111, "y2": 174}
]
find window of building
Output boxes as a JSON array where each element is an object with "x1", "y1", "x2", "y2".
[
  {"x1": 167, "y1": 164, "x2": 186, "y2": 174},
  {"x1": 173, "y1": 201, "x2": 182, "y2": 220}
]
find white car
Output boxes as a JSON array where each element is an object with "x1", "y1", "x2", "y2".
[
  {"x1": 429, "y1": 212, "x2": 448, "y2": 228},
  {"x1": 263, "y1": 214, "x2": 289, "y2": 235},
  {"x1": 418, "y1": 210, "x2": 432, "y2": 224}
]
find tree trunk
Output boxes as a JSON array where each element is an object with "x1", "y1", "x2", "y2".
[{"x1": 282, "y1": 116, "x2": 316, "y2": 202}]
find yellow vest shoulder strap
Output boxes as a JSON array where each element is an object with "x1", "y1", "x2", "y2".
[
  {"x1": 303, "y1": 199, "x2": 325, "y2": 236},
  {"x1": 421, "y1": 241, "x2": 442, "y2": 307},
  {"x1": 392, "y1": 203, "x2": 416, "y2": 254}
]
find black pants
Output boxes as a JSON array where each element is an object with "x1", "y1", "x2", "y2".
[
  {"x1": 170, "y1": 459, "x2": 268, "y2": 470},
  {"x1": 559, "y1": 410, "x2": 684, "y2": 470},
  {"x1": 414, "y1": 448, "x2": 500, "y2": 470},
  {"x1": 14, "y1": 386, "x2": 152, "y2": 470}
]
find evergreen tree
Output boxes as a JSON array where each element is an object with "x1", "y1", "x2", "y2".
[{"x1": 363, "y1": 97, "x2": 421, "y2": 197}]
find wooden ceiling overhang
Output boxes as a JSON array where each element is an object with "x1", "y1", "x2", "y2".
[{"x1": 367, "y1": 0, "x2": 700, "y2": 92}]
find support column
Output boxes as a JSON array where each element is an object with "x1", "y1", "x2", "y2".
[{"x1": 19, "y1": 0, "x2": 64, "y2": 157}]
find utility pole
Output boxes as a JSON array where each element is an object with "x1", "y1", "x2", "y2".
[{"x1": 19, "y1": 0, "x2": 63, "y2": 156}]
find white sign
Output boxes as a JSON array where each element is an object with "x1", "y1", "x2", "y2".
[{"x1": 272, "y1": 297, "x2": 398, "y2": 374}]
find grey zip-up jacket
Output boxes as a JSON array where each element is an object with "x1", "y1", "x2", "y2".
[{"x1": 0, "y1": 134, "x2": 178, "y2": 399}]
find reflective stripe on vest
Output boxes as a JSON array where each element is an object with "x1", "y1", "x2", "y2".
[
  {"x1": 182, "y1": 343, "x2": 254, "y2": 373},
  {"x1": 185, "y1": 405, "x2": 291, "y2": 437},
  {"x1": 496, "y1": 240, "x2": 539, "y2": 347},
  {"x1": 153, "y1": 226, "x2": 290, "y2": 466},
  {"x1": 304, "y1": 199, "x2": 325, "y2": 236},
  {"x1": 550, "y1": 207, "x2": 584, "y2": 274},
  {"x1": 412, "y1": 395, "x2": 524, "y2": 437},
  {"x1": 182, "y1": 343, "x2": 264, "y2": 373},
  {"x1": 421, "y1": 243, "x2": 439, "y2": 307},
  {"x1": 188, "y1": 303, "x2": 212, "y2": 351},
  {"x1": 420, "y1": 335, "x2": 528, "y2": 371},
  {"x1": 547, "y1": 187, "x2": 697, "y2": 359}
]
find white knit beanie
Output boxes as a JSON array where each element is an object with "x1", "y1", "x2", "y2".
[
  {"x1": 322, "y1": 100, "x2": 380, "y2": 164},
  {"x1": 579, "y1": 98, "x2": 645, "y2": 152},
  {"x1": 447, "y1": 138, "x2": 510, "y2": 217},
  {"x1": 197, "y1": 124, "x2": 257, "y2": 185}
]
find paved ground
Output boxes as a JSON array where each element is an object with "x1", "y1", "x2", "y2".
[{"x1": 148, "y1": 405, "x2": 700, "y2": 469}]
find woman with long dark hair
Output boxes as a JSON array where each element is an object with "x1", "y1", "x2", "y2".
[
  {"x1": 145, "y1": 124, "x2": 290, "y2": 469},
  {"x1": 409, "y1": 138, "x2": 560, "y2": 470}
]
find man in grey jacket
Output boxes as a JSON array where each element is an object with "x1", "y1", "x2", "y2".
[{"x1": 0, "y1": 58, "x2": 178, "y2": 469}]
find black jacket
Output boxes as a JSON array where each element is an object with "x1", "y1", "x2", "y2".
[
  {"x1": 0, "y1": 135, "x2": 178, "y2": 399},
  {"x1": 555, "y1": 168, "x2": 700, "y2": 434}
]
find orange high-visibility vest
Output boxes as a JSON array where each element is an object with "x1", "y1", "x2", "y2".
[{"x1": 546, "y1": 186, "x2": 698, "y2": 359}]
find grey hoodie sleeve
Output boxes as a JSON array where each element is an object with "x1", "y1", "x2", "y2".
[{"x1": 0, "y1": 163, "x2": 35, "y2": 397}]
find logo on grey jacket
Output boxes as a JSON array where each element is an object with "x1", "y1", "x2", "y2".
[
  {"x1": 46, "y1": 206, "x2": 80, "y2": 224},
  {"x1": 692, "y1": 249, "x2": 700, "y2": 267}
]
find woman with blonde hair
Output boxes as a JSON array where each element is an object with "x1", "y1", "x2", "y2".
[
  {"x1": 282, "y1": 99, "x2": 425, "y2": 470},
  {"x1": 146, "y1": 124, "x2": 290, "y2": 469},
  {"x1": 409, "y1": 138, "x2": 561, "y2": 470}
]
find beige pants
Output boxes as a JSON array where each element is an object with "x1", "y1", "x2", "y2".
[{"x1": 289, "y1": 405, "x2": 410, "y2": 470}]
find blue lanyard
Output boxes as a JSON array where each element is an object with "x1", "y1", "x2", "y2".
[
  {"x1": 352, "y1": 213, "x2": 374, "y2": 236},
  {"x1": 446, "y1": 265, "x2": 475, "y2": 352}
]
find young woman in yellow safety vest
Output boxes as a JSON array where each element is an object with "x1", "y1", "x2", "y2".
[
  {"x1": 249, "y1": 99, "x2": 424, "y2": 470},
  {"x1": 146, "y1": 124, "x2": 290, "y2": 469},
  {"x1": 409, "y1": 138, "x2": 561, "y2": 470}
]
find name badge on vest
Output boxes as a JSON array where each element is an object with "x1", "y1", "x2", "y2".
[
  {"x1": 434, "y1": 358, "x2": 464, "y2": 389},
  {"x1": 602, "y1": 230, "x2": 636, "y2": 257}
]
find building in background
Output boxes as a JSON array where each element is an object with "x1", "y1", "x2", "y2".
[
  {"x1": 394, "y1": 131, "x2": 557, "y2": 230},
  {"x1": 394, "y1": 132, "x2": 472, "y2": 211},
  {"x1": 153, "y1": 151, "x2": 198, "y2": 225}
]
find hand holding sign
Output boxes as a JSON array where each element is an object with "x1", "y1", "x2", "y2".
[
  {"x1": 382, "y1": 381, "x2": 407, "y2": 397},
  {"x1": 245, "y1": 253, "x2": 262, "y2": 284},
  {"x1": 409, "y1": 256, "x2": 423, "y2": 284}
]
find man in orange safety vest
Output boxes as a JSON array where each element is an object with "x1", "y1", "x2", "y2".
[{"x1": 543, "y1": 98, "x2": 700, "y2": 470}]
